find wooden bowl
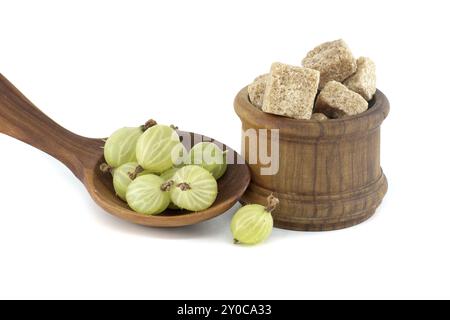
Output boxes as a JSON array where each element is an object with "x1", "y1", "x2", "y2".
[
  {"x1": 91, "y1": 131, "x2": 251, "y2": 227},
  {"x1": 234, "y1": 87, "x2": 390, "y2": 231}
]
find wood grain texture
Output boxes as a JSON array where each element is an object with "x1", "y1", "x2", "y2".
[
  {"x1": 234, "y1": 86, "x2": 389, "y2": 231},
  {"x1": 0, "y1": 74, "x2": 251, "y2": 227}
]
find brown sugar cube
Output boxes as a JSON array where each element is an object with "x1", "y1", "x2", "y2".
[
  {"x1": 344, "y1": 57, "x2": 376, "y2": 101},
  {"x1": 302, "y1": 39, "x2": 357, "y2": 89},
  {"x1": 262, "y1": 62, "x2": 320, "y2": 120},
  {"x1": 315, "y1": 81, "x2": 368, "y2": 118},
  {"x1": 311, "y1": 113, "x2": 328, "y2": 121},
  {"x1": 248, "y1": 74, "x2": 268, "y2": 109}
]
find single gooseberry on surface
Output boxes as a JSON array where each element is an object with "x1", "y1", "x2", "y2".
[
  {"x1": 103, "y1": 120, "x2": 157, "y2": 168},
  {"x1": 230, "y1": 195, "x2": 279, "y2": 245},
  {"x1": 135, "y1": 124, "x2": 181, "y2": 173},
  {"x1": 170, "y1": 165, "x2": 218, "y2": 212},
  {"x1": 188, "y1": 142, "x2": 228, "y2": 179},
  {"x1": 126, "y1": 174, "x2": 172, "y2": 215}
]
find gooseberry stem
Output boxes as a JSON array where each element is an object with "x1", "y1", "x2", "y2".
[
  {"x1": 160, "y1": 180, "x2": 174, "y2": 192},
  {"x1": 128, "y1": 166, "x2": 144, "y2": 180},
  {"x1": 100, "y1": 163, "x2": 113, "y2": 173},
  {"x1": 170, "y1": 124, "x2": 179, "y2": 130},
  {"x1": 177, "y1": 183, "x2": 192, "y2": 191},
  {"x1": 141, "y1": 119, "x2": 158, "y2": 131},
  {"x1": 265, "y1": 194, "x2": 280, "y2": 213}
]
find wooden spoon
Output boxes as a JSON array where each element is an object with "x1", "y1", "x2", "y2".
[{"x1": 0, "y1": 74, "x2": 251, "y2": 227}]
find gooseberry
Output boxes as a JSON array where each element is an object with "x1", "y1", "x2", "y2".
[
  {"x1": 188, "y1": 142, "x2": 228, "y2": 179},
  {"x1": 112, "y1": 162, "x2": 150, "y2": 201},
  {"x1": 172, "y1": 143, "x2": 189, "y2": 168},
  {"x1": 230, "y1": 195, "x2": 279, "y2": 245},
  {"x1": 126, "y1": 174, "x2": 172, "y2": 215},
  {"x1": 103, "y1": 119, "x2": 157, "y2": 168},
  {"x1": 160, "y1": 168, "x2": 181, "y2": 210},
  {"x1": 170, "y1": 165, "x2": 218, "y2": 212},
  {"x1": 135, "y1": 124, "x2": 181, "y2": 173}
]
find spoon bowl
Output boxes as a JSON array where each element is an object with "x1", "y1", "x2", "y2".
[{"x1": 0, "y1": 74, "x2": 250, "y2": 227}]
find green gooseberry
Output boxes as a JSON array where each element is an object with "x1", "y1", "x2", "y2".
[{"x1": 188, "y1": 142, "x2": 228, "y2": 180}]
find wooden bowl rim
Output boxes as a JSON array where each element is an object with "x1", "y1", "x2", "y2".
[{"x1": 234, "y1": 86, "x2": 390, "y2": 139}]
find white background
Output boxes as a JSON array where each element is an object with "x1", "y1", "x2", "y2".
[{"x1": 0, "y1": 0, "x2": 449, "y2": 300}]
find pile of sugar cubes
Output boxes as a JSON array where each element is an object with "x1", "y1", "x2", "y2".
[{"x1": 248, "y1": 39, "x2": 376, "y2": 120}]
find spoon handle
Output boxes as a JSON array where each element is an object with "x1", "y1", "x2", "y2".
[{"x1": 0, "y1": 74, "x2": 102, "y2": 180}]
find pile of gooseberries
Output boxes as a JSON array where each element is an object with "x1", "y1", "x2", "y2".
[
  {"x1": 100, "y1": 120, "x2": 227, "y2": 215},
  {"x1": 101, "y1": 119, "x2": 278, "y2": 246}
]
